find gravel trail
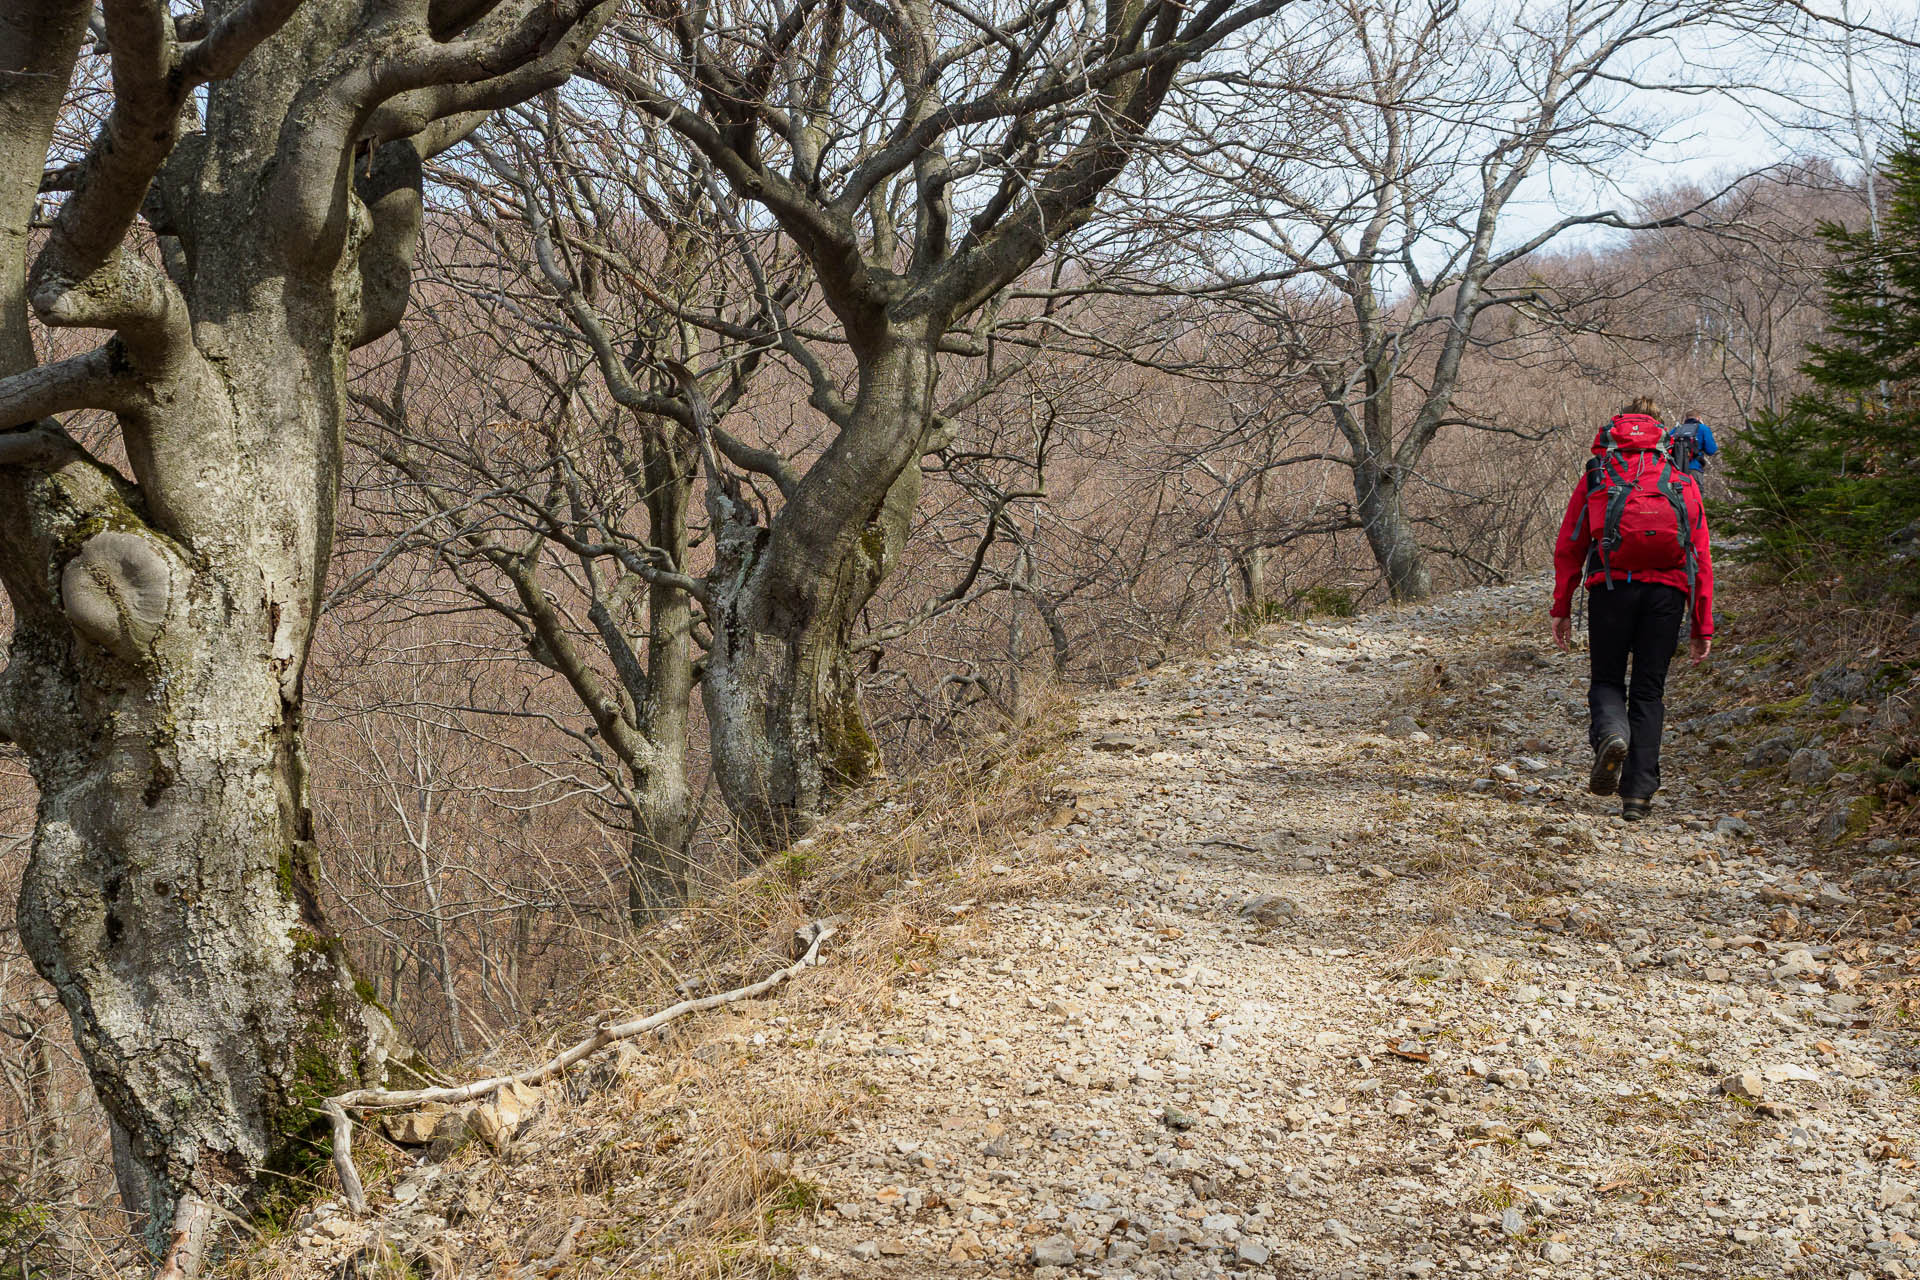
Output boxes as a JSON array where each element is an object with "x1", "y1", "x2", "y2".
[
  {"x1": 769, "y1": 577, "x2": 1918, "y2": 1280},
  {"x1": 256, "y1": 577, "x2": 1918, "y2": 1280}
]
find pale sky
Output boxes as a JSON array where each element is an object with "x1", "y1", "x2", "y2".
[{"x1": 1514, "y1": 0, "x2": 1919, "y2": 250}]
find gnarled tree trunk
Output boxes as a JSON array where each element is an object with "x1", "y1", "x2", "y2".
[
  {"x1": 702, "y1": 337, "x2": 933, "y2": 847},
  {"x1": 0, "y1": 381, "x2": 392, "y2": 1255},
  {"x1": 0, "y1": 9, "x2": 376, "y2": 1255},
  {"x1": 0, "y1": 1, "x2": 611, "y2": 1267}
]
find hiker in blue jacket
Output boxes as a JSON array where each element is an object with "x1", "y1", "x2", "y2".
[{"x1": 1669, "y1": 415, "x2": 1718, "y2": 473}]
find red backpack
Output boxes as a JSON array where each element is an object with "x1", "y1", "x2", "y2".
[{"x1": 1579, "y1": 413, "x2": 1700, "y2": 596}]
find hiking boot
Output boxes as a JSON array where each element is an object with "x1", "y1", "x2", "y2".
[
  {"x1": 1621, "y1": 796, "x2": 1652, "y2": 822},
  {"x1": 1589, "y1": 735, "x2": 1627, "y2": 796}
]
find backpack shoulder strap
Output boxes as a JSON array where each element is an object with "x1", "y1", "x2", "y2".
[
  {"x1": 1577, "y1": 454, "x2": 1611, "y2": 577},
  {"x1": 1654, "y1": 457, "x2": 1699, "y2": 619},
  {"x1": 1594, "y1": 448, "x2": 1635, "y2": 587}
]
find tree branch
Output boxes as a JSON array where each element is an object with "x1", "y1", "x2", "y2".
[
  {"x1": 0, "y1": 345, "x2": 136, "y2": 430},
  {"x1": 324, "y1": 922, "x2": 838, "y2": 1216}
]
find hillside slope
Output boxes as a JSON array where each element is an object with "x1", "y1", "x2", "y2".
[{"x1": 250, "y1": 577, "x2": 1919, "y2": 1280}]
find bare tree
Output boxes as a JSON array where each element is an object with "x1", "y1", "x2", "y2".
[
  {"x1": 345, "y1": 93, "x2": 802, "y2": 916},
  {"x1": 574, "y1": 0, "x2": 1296, "y2": 846},
  {"x1": 1173, "y1": 0, "x2": 1739, "y2": 600},
  {"x1": 360, "y1": 91, "x2": 1108, "y2": 907},
  {"x1": 0, "y1": 1, "x2": 611, "y2": 1270}
]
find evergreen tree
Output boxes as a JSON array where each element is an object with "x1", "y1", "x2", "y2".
[{"x1": 1727, "y1": 140, "x2": 1920, "y2": 601}]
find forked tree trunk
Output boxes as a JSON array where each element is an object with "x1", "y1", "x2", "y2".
[
  {"x1": 1353, "y1": 458, "x2": 1432, "y2": 602},
  {"x1": 701, "y1": 337, "x2": 932, "y2": 848}
]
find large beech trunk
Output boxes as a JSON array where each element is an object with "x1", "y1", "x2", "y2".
[
  {"x1": 0, "y1": 329, "x2": 392, "y2": 1256},
  {"x1": 700, "y1": 521, "x2": 895, "y2": 848},
  {"x1": 702, "y1": 336, "x2": 932, "y2": 848},
  {"x1": 1, "y1": 0, "x2": 610, "y2": 1267}
]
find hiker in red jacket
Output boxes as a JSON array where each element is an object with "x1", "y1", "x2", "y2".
[{"x1": 1550, "y1": 397, "x2": 1715, "y2": 821}]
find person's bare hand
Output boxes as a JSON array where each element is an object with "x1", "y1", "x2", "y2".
[
  {"x1": 1552, "y1": 615, "x2": 1572, "y2": 652},
  {"x1": 1691, "y1": 635, "x2": 1712, "y2": 664}
]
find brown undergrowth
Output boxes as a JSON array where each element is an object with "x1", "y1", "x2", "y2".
[
  {"x1": 1653, "y1": 562, "x2": 1920, "y2": 887},
  {"x1": 223, "y1": 690, "x2": 1083, "y2": 1279}
]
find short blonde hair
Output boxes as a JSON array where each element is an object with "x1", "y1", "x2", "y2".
[{"x1": 1622, "y1": 396, "x2": 1661, "y2": 419}]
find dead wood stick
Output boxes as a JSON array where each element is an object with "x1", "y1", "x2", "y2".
[
  {"x1": 321, "y1": 1100, "x2": 369, "y2": 1215},
  {"x1": 324, "y1": 922, "x2": 836, "y2": 1214},
  {"x1": 152, "y1": 1193, "x2": 211, "y2": 1280}
]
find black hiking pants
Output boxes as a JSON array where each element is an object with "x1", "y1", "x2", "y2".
[{"x1": 1587, "y1": 581, "x2": 1687, "y2": 800}]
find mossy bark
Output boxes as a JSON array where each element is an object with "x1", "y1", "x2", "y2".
[
  {"x1": 0, "y1": 394, "x2": 392, "y2": 1256},
  {"x1": 2, "y1": 0, "x2": 613, "y2": 1268},
  {"x1": 702, "y1": 334, "x2": 930, "y2": 848},
  {"x1": 0, "y1": 28, "x2": 396, "y2": 1243}
]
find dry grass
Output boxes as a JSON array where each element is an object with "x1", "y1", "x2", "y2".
[
  {"x1": 1386, "y1": 923, "x2": 1464, "y2": 961},
  {"x1": 225, "y1": 689, "x2": 1083, "y2": 1280},
  {"x1": 393, "y1": 685, "x2": 1081, "y2": 1096},
  {"x1": 544, "y1": 1053, "x2": 863, "y2": 1279}
]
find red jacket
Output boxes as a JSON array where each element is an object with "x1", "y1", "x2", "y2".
[{"x1": 1551, "y1": 416, "x2": 1715, "y2": 637}]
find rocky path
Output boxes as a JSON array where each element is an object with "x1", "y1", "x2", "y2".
[
  {"x1": 258, "y1": 576, "x2": 1919, "y2": 1280},
  {"x1": 766, "y1": 577, "x2": 1919, "y2": 1280}
]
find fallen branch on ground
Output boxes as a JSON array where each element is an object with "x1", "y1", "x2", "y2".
[
  {"x1": 152, "y1": 1194, "x2": 210, "y2": 1280},
  {"x1": 323, "y1": 921, "x2": 838, "y2": 1214}
]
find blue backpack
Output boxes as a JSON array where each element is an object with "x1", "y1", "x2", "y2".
[{"x1": 1668, "y1": 418, "x2": 1718, "y2": 473}]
